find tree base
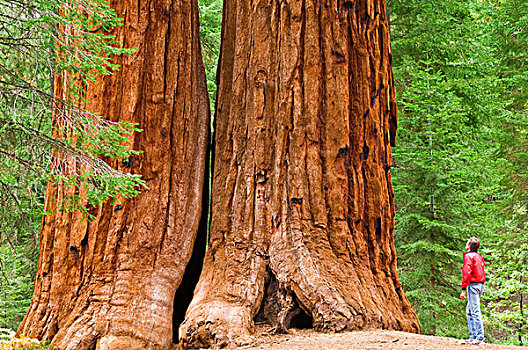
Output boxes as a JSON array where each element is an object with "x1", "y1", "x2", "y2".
[
  {"x1": 179, "y1": 242, "x2": 420, "y2": 349},
  {"x1": 255, "y1": 273, "x2": 313, "y2": 334},
  {"x1": 179, "y1": 302, "x2": 255, "y2": 349}
]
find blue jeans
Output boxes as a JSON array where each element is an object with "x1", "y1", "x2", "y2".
[{"x1": 466, "y1": 283, "x2": 485, "y2": 340}]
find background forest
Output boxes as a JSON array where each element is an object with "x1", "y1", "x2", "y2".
[{"x1": 0, "y1": 0, "x2": 526, "y2": 346}]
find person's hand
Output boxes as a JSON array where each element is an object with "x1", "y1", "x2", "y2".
[{"x1": 460, "y1": 290, "x2": 466, "y2": 300}]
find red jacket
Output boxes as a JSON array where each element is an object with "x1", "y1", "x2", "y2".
[{"x1": 461, "y1": 251, "x2": 486, "y2": 289}]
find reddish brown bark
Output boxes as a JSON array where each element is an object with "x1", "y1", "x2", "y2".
[
  {"x1": 179, "y1": 0, "x2": 420, "y2": 347},
  {"x1": 17, "y1": 0, "x2": 210, "y2": 349}
]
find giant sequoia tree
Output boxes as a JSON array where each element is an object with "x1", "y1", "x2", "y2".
[
  {"x1": 19, "y1": 0, "x2": 418, "y2": 348},
  {"x1": 179, "y1": 0, "x2": 419, "y2": 347},
  {"x1": 17, "y1": 0, "x2": 210, "y2": 348}
]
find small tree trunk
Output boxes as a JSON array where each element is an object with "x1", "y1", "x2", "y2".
[
  {"x1": 180, "y1": 0, "x2": 420, "y2": 348},
  {"x1": 17, "y1": 0, "x2": 210, "y2": 349}
]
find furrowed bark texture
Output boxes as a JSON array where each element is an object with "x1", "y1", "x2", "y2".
[
  {"x1": 180, "y1": 0, "x2": 420, "y2": 347},
  {"x1": 17, "y1": 0, "x2": 209, "y2": 349}
]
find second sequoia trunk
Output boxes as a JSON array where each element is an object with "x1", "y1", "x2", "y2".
[
  {"x1": 180, "y1": 0, "x2": 420, "y2": 347},
  {"x1": 17, "y1": 0, "x2": 210, "y2": 349}
]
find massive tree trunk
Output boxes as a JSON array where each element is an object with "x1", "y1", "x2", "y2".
[
  {"x1": 179, "y1": 0, "x2": 420, "y2": 347},
  {"x1": 17, "y1": 0, "x2": 210, "y2": 349}
]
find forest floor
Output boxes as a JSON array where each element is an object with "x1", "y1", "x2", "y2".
[{"x1": 240, "y1": 325, "x2": 528, "y2": 350}]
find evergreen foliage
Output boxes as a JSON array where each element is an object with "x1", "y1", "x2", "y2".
[
  {"x1": 389, "y1": 0, "x2": 498, "y2": 337},
  {"x1": 483, "y1": 0, "x2": 528, "y2": 345},
  {"x1": 389, "y1": 0, "x2": 527, "y2": 344},
  {"x1": 198, "y1": 0, "x2": 222, "y2": 113}
]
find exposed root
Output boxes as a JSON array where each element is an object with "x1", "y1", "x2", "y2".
[{"x1": 179, "y1": 302, "x2": 255, "y2": 349}]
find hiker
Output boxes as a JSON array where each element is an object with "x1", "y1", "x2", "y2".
[{"x1": 459, "y1": 237, "x2": 486, "y2": 345}]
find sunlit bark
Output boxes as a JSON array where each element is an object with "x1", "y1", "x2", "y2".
[
  {"x1": 180, "y1": 0, "x2": 420, "y2": 347},
  {"x1": 18, "y1": 0, "x2": 209, "y2": 348}
]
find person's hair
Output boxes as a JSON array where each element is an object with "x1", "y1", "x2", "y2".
[{"x1": 467, "y1": 237, "x2": 480, "y2": 252}]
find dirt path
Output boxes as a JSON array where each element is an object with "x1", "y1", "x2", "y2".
[{"x1": 240, "y1": 326, "x2": 527, "y2": 350}]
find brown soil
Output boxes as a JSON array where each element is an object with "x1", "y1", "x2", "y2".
[{"x1": 238, "y1": 325, "x2": 527, "y2": 350}]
